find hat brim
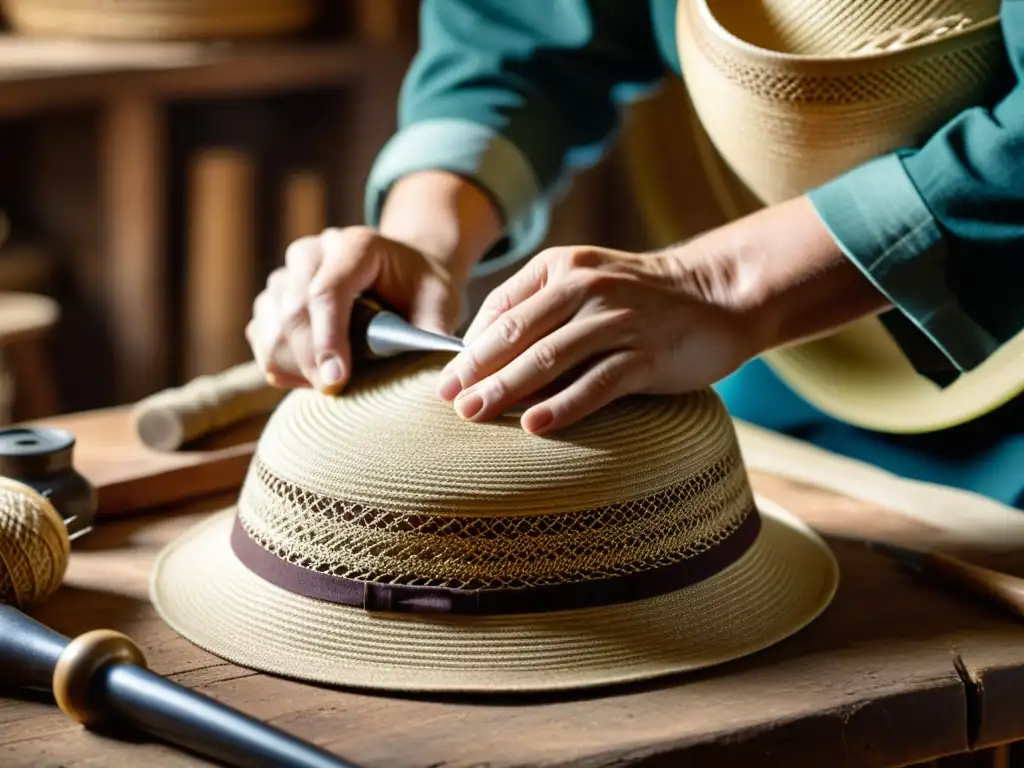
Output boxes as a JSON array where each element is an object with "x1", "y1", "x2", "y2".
[
  {"x1": 149, "y1": 495, "x2": 838, "y2": 694},
  {"x1": 764, "y1": 318, "x2": 1024, "y2": 434}
]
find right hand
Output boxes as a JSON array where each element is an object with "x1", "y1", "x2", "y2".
[{"x1": 246, "y1": 226, "x2": 464, "y2": 394}]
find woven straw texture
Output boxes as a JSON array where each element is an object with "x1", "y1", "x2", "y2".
[
  {"x1": 624, "y1": 0, "x2": 1021, "y2": 433},
  {"x1": 151, "y1": 355, "x2": 838, "y2": 693},
  {"x1": 2, "y1": 0, "x2": 317, "y2": 40},
  {"x1": 678, "y1": 0, "x2": 1004, "y2": 205}
]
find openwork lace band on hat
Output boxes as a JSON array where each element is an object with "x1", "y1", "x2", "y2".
[{"x1": 229, "y1": 454, "x2": 762, "y2": 615}]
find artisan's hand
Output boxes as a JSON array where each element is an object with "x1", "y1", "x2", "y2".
[
  {"x1": 247, "y1": 227, "x2": 461, "y2": 393},
  {"x1": 438, "y1": 195, "x2": 890, "y2": 435},
  {"x1": 437, "y1": 245, "x2": 755, "y2": 434},
  {"x1": 246, "y1": 170, "x2": 503, "y2": 394}
]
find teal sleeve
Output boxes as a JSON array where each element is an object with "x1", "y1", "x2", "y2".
[
  {"x1": 363, "y1": 0, "x2": 665, "y2": 274},
  {"x1": 808, "y1": 5, "x2": 1024, "y2": 384}
]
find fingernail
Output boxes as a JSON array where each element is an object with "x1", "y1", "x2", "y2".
[
  {"x1": 319, "y1": 356, "x2": 344, "y2": 387},
  {"x1": 524, "y1": 407, "x2": 553, "y2": 434},
  {"x1": 455, "y1": 391, "x2": 483, "y2": 420},
  {"x1": 437, "y1": 371, "x2": 462, "y2": 401}
]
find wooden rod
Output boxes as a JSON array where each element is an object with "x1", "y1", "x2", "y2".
[{"x1": 184, "y1": 147, "x2": 257, "y2": 381}]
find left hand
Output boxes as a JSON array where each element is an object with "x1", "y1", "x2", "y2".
[{"x1": 436, "y1": 244, "x2": 760, "y2": 435}]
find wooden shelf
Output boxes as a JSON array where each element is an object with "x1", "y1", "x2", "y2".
[{"x1": 0, "y1": 35, "x2": 397, "y2": 117}]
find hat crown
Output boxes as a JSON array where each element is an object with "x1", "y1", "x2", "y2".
[{"x1": 234, "y1": 355, "x2": 756, "y2": 594}]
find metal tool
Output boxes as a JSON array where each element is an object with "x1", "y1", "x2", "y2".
[
  {"x1": 131, "y1": 294, "x2": 465, "y2": 451},
  {"x1": 0, "y1": 605, "x2": 363, "y2": 768},
  {"x1": 351, "y1": 294, "x2": 464, "y2": 359}
]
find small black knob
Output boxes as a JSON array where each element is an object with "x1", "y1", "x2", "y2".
[{"x1": 0, "y1": 426, "x2": 97, "y2": 540}]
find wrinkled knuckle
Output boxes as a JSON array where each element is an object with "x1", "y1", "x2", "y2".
[
  {"x1": 541, "y1": 246, "x2": 572, "y2": 263},
  {"x1": 485, "y1": 374, "x2": 509, "y2": 401},
  {"x1": 497, "y1": 312, "x2": 525, "y2": 345},
  {"x1": 330, "y1": 225, "x2": 377, "y2": 254},
  {"x1": 532, "y1": 340, "x2": 559, "y2": 372},
  {"x1": 593, "y1": 362, "x2": 625, "y2": 391},
  {"x1": 530, "y1": 247, "x2": 567, "y2": 274},
  {"x1": 306, "y1": 271, "x2": 337, "y2": 303},
  {"x1": 483, "y1": 289, "x2": 511, "y2": 317},
  {"x1": 457, "y1": 348, "x2": 482, "y2": 381},
  {"x1": 567, "y1": 248, "x2": 602, "y2": 269},
  {"x1": 267, "y1": 266, "x2": 288, "y2": 292},
  {"x1": 284, "y1": 236, "x2": 319, "y2": 269}
]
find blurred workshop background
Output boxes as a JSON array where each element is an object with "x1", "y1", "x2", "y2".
[{"x1": 0, "y1": 0, "x2": 670, "y2": 425}]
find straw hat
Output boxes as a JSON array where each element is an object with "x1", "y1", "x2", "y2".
[
  {"x1": 151, "y1": 354, "x2": 838, "y2": 693},
  {"x1": 628, "y1": 0, "x2": 1020, "y2": 433}
]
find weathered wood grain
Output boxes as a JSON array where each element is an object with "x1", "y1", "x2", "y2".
[{"x1": 3, "y1": 469, "x2": 1024, "y2": 766}]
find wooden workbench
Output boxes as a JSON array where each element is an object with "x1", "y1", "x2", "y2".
[{"x1": 2, "y1": 409, "x2": 1024, "y2": 766}]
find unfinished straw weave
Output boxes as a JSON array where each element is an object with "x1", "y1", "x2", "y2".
[{"x1": 1, "y1": 0, "x2": 317, "y2": 40}]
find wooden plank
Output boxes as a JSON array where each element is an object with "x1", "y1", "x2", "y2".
[
  {"x1": 7, "y1": 418, "x2": 1024, "y2": 765},
  {"x1": 0, "y1": 476, "x2": 999, "y2": 768},
  {"x1": 183, "y1": 148, "x2": 257, "y2": 379},
  {"x1": 29, "y1": 406, "x2": 263, "y2": 518},
  {"x1": 279, "y1": 169, "x2": 327, "y2": 259},
  {"x1": 101, "y1": 96, "x2": 169, "y2": 403},
  {"x1": 5, "y1": 407, "x2": 1024, "y2": 765},
  {"x1": 0, "y1": 37, "x2": 399, "y2": 118}
]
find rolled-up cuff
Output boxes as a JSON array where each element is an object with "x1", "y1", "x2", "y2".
[
  {"x1": 364, "y1": 118, "x2": 551, "y2": 276},
  {"x1": 808, "y1": 153, "x2": 999, "y2": 375}
]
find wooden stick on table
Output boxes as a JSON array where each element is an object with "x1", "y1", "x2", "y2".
[
  {"x1": 184, "y1": 147, "x2": 257, "y2": 382},
  {"x1": 131, "y1": 360, "x2": 282, "y2": 452}
]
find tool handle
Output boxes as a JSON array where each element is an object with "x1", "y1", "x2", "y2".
[
  {"x1": 0, "y1": 604, "x2": 69, "y2": 690},
  {"x1": 0, "y1": 606, "x2": 361, "y2": 768},
  {"x1": 131, "y1": 360, "x2": 284, "y2": 452},
  {"x1": 923, "y1": 552, "x2": 1024, "y2": 618},
  {"x1": 104, "y1": 664, "x2": 361, "y2": 768}
]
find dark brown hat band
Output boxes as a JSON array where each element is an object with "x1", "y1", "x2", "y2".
[{"x1": 229, "y1": 506, "x2": 761, "y2": 616}]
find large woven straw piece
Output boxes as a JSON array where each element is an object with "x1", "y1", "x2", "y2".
[
  {"x1": 1, "y1": 0, "x2": 317, "y2": 40},
  {"x1": 625, "y1": 0, "x2": 1021, "y2": 434},
  {"x1": 151, "y1": 354, "x2": 838, "y2": 693},
  {"x1": 677, "y1": 0, "x2": 1005, "y2": 205}
]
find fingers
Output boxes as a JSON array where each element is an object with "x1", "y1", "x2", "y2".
[
  {"x1": 448, "y1": 311, "x2": 627, "y2": 423},
  {"x1": 306, "y1": 227, "x2": 382, "y2": 393},
  {"x1": 520, "y1": 350, "x2": 640, "y2": 435},
  {"x1": 461, "y1": 252, "x2": 555, "y2": 345},
  {"x1": 280, "y1": 236, "x2": 323, "y2": 386},
  {"x1": 249, "y1": 223, "x2": 471, "y2": 395},
  {"x1": 248, "y1": 268, "x2": 298, "y2": 382},
  {"x1": 439, "y1": 276, "x2": 586, "y2": 400}
]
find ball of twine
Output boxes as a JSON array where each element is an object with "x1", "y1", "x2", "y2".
[{"x1": 0, "y1": 476, "x2": 70, "y2": 609}]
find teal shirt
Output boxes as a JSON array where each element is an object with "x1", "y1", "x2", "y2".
[{"x1": 364, "y1": 0, "x2": 1024, "y2": 396}]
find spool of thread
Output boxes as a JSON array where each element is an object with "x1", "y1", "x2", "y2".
[{"x1": 0, "y1": 476, "x2": 70, "y2": 610}]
